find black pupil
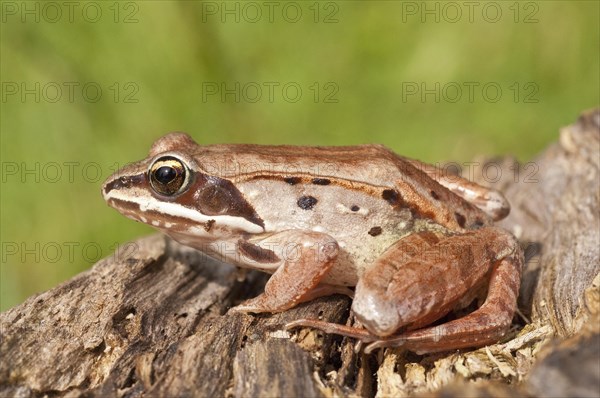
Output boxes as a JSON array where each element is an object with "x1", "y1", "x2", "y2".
[{"x1": 155, "y1": 166, "x2": 177, "y2": 184}]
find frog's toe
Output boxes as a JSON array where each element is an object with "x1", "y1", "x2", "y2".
[
  {"x1": 364, "y1": 338, "x2": 407, "y2": 354},
  {"x1": 229, "y1": 297, "x2": 277, "y2": 314}
]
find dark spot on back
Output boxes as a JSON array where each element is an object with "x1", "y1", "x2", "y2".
[
  {"x1": 368, "y1": 226, "x2": 382, "y2": 236},
  {"x1": 204, "y1": 219, "x2": 215, "y2": 232},
  {"x1": 297, "y1": 196, "x2": 318, "y2": 210},
  {"x1": 238, "y1": 240, "x2": 280, "y2": 263},
  {"x1": 472, "y1": 218, "x2": 485, "y2": 229},
  {"x1": 350, "y1": 205, "x2": 360, "y2": 212},
  {"x1": 284, "y1": 177, "x2": 301, "y2": 185},
  {"x1": 312, "y1": 178, "x2": 331, "y2": 185},
  {"x1": 423, "y1": 210, "x2": 436, "y2": 219},
  {"x1": 382, "y1": 189, "x2": 400, "y2": 205},
  {"x1": 430, "y1": 190, "x2": 440, "y2": 200},
  {"x1": 419, "y1": 231, "x2": 441, "y2": 246},
  {"x1": 454, "y1": 212, "x2": 466, "y2": 228},
  {"x1": 409, "y1": 208, "x2": 436, "y2": 221}
]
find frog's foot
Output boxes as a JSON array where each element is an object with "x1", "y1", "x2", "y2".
[
  {"x1": 230, "y1": 230, "x2": 339, "y2": 314},
  {"x1": 285, "y1": 319, "x2": 407, "y2": 352},
  {"x1": 234, "y1": 284, "x2": 352, "y2": 313}
]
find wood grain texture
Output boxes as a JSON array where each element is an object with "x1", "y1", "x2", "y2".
[
  {"x1": 494, "y1": 108, "x2": 600, "y2": 336},
  {"x1": 1, "y1": 109, "x2": 598, "y2": 397}
]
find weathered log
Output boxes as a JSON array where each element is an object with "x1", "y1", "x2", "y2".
[{"x1": 1, "y1": 109, "x2": 598, "y2": 397}]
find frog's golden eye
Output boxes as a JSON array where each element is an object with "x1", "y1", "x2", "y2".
[{"x1": 149, "y1": 156, "x2": 188, "y2": 196}]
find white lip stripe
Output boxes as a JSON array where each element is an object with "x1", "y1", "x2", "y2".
[{"x1": 105, "y1": 190, "x2": 264, "y2": 234}]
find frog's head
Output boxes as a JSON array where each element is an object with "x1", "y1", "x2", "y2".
[{"x1": 102, "y1": 132, "x2": 264, "y2": 244}]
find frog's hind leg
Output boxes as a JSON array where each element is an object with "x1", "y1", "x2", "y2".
[
  {"x1": 364, "y1": 227, "x2": 523, "y2": 354},
  {"x1": 288, "y1": 228, "x2": 523, "y2": 355},
  {"x1": 230, "y1": 230, "x2": 341, "y2": 314}
]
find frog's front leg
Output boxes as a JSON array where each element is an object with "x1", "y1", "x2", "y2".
[
  {"x1": 230, "y1": 230, "x2": 344, "y2": 313},
  {"x1": 288, "y1": 227, "x2": 523, "y2": 354}
]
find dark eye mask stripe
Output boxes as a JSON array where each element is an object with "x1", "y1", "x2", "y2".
[
  {"x1": 197, "y1": 177, "x2": 266, "y2": 229},
  {"x1": 104, "y1": 173, "x2": 145, "y2": 194},
  {"x1": 105, "y1": 167, "x2": 265, "y2": 231}
]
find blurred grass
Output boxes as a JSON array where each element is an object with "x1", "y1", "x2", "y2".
[{"x1": 1, "y1": 1, "x2": 598, "y2": 311}]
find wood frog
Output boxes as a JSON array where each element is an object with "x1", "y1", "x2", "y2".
[{"x1": 103, "y1": 132, "x2": 523, "y2": 354}]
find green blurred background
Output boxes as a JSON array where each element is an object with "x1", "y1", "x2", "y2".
[{"x1": 1, "y1": 1, "x2": 598, "y2": 311}]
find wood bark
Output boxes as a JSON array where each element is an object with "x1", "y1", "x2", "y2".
[{"x1": 1, "y1": 109, "x2": 598, "y2": 397}]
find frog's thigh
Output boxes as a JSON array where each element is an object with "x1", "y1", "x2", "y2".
[
  {"x1": 366, "y1": 227, "x2": 523, "y2": 354},
  {"x1": 353, "y1": 230, "x2": 472, "y2": 336},
  {"x1": 231, "y1": 230, "x2": 339, "y2": 313}
]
